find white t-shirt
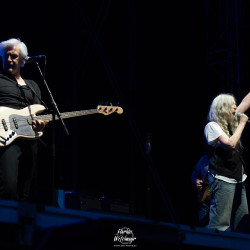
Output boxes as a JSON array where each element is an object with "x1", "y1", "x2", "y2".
[{"x1": 204, "y1": 122, "x2": 246, "y2": 183}]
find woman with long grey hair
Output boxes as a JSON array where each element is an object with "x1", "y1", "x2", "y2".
[{"x1": 204, "y1": 93, "x2": 249, "y2": 231}]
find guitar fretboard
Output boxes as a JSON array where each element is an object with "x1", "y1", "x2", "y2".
[{"x1": 36, "y1": 109, "x2": 98, "y2": 121}]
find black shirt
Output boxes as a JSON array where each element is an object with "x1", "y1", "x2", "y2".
[{"x1": 0, "y1": 73, "x2": 41, "y2": 109}]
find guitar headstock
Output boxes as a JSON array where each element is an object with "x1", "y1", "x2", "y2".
[{"x1": 97, "y1": 105, "x2": 123, "y2": 116}]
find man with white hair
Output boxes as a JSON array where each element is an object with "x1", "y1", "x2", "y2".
[{"x1": 0, "y1": 38, "x2": 47, "y2": 201}]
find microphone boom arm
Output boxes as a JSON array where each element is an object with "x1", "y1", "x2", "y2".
[{"x1": 34, "y1": 61, "x2": 70, "y2": 135}]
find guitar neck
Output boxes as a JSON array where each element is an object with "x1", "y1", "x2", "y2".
[{"x1": 36, "y1": 109, "x2": 98, "y2": 121}]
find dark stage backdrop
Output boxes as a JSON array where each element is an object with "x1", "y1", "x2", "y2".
[{"x1": 1, "y1": 0, "x2": 249, "y2": 227}]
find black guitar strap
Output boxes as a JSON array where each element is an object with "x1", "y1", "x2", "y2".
[
  {"x1": 25, "y1": 80, "x2": 48, "y2": 109},
  {"x1": 24, "y1": 80, "x2": 49, "y2": 148}
]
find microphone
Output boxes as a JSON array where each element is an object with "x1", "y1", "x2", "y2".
[
  {"x1": 146, "y1": 132, "x2": 152, "y2": 154},
  {"x1": 236, "y1": 113, "x2": 250, "y2": 123},
  {"x1": 25, "y1": 55, "x2": 46, "y2": 63}
]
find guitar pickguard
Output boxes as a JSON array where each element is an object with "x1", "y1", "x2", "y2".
[{"x1": 9, "y1": 114, "x2": 36, "y2": 137}]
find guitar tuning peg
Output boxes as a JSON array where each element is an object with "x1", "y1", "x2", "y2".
[{"x1": 110, "y1": 103, "x2": 113, "y2": 106}]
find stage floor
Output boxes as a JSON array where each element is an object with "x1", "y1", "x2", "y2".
[{"x1": 0, "y1": 200, "x2": 249, "y2": 249}]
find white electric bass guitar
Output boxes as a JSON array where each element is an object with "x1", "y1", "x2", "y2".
[{"x1": 0, "y1": 104, "x2": 123, "y2": 147}]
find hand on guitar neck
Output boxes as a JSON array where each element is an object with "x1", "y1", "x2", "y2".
[{"x1": 196, "y1": 179, "x2": 204, "y2": 191}]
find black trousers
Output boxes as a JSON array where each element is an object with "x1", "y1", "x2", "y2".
[{"x1": 0, "y1": 140, "x2": 38, "y2": 201}]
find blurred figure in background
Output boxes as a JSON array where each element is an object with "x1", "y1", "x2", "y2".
[{"x1": 191, "y1": 155, "x2": 210, "y2": 227}]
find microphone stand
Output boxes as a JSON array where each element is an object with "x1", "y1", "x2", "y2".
[
  {"x1": 35, "y1": 61, "x2": 69, "y2": 206},
  {"x1": 146, "y1": 133, "x2": 152, "y2": 219}
]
